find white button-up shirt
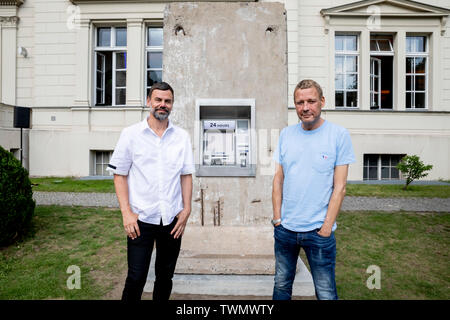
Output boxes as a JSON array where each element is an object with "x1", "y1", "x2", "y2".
[{"x1": 107, "y1": 118, "x2": 195, "y2": 226}]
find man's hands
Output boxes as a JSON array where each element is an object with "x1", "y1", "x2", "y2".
[
  {"x1": 170, "y1": 208, "x2": 191, "y2": 239},
  {"x1": 123, "y1": 210, "x2": 140, "y2": 240}
]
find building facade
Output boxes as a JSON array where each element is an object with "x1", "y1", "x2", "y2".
[{"x1": 0, "y1": 0, "x2": 450, "y2": 190}]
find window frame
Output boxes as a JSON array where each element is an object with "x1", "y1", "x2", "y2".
[
  {"x1": 335, "y1": 34, "x2": 359, "y2": 109},
  {"x1": 94, "y1": 150, "x2": 113, "y2": 176},
  {"x1": 93, "y1": 26, "x2": 128, "y2": 107},
  {"x1": 405, "y1": 35, "x2": 429, "y2": 110},
  {"x1": 145, "y1": 26, "x2": 164, "y2": 101},
  {"x1": 363, "y1": 154, "x2": 405, "y2": 181}
]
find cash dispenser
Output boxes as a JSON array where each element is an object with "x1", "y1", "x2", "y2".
[{"x1": 195, "y1": 99, "x2": 255, "y2": 176}]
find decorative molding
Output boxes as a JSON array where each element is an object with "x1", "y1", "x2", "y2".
[
  {"x1": 441, "y1": 16, "x2": 448, "y2": 36},
  {"x1": 320, "y1": 0, "x2": 450, "y2": 35},
  {"x1": 0, "y1": 0, "x2": 23, "y2": 7},
  {"x1": 0, "y1": 16, "x2": 19, "y2": 26},
  {"x1": 70, "y1": 0, "x2": 253, "y2": 4},
  {"x1": 321, "y1": 0, "x2": 450, "y2": 17}
]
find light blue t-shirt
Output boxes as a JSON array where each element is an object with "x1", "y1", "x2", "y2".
[{"x1": 273, "y1": 120, "x2": 355, "y2": 232}]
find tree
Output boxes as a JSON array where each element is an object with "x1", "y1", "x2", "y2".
[{"x1": 396, "y1": 155, "x2": 433, "y2": 190}]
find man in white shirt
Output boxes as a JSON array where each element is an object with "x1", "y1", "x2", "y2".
[{"x1": 107, "y1": 82, "x2": 194, "y2": 301}]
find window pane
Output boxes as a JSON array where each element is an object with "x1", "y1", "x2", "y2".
[
  {"x1": 406, "y1": 92, "x2": 412, "y2": 108},
  {"x1": 115, "y1": 28, "x2": 127, "y2": 46},
  {"x1": 335, "y1": 36, "x2": 344, "y2": 51},
  {"x1": 415, "y1": 92, "x2": 425, "y2": 108},
  {"x1": 406, "y1": 37, "x2": 412, "y2": 53},
  {"x1": 96, "y1": 152, "x2": 102, "y2": 163},
  {"x1": 369, "y1": 167, "x2": 378, "y2": 180},
  {"x1": 378, "y1": 40, "x2": 391, "y2": 51},
  {"x1": 116, "y1": 71, "x2": 126, "y2": 87},
  {"x1": 346, "y1": 91, "x2": 357, "y2": 107},
  {"x1": 335, "y1": 56, "x2": 344, "y2": 73},
  {"x1": 406, "y1": 57, "x2": 413, "y2": 74},
  {"x1": 96, "y1": 71, "x2": 103, "y2": 89},
  {"x1": 335, "y1": 91, "x2": 344, "y2": 107},
  {"x1": 96, "y1": 89, "x2": 103, "y2": 104},
  {"x1": 381, "y1": 167, "x2": 390, "y2": 179},
  {"x1": 374, "y1": 78, "x2": 379, "y2": 92},
  {"x1": 381, "y1": 155, "x2": 390, "y2": 166},
  {"x1": 116, "y1": 52, "x2": 127, "y2": 69},
  {"x1": 345, "y1": 36, "x2": 357, "y2": 51},
  {"x1": 391, "y1": 155, "x2": 401, "y2": 166},
  {"x1": 391, "y1": 167, "x2": 400, "y2": 179},
  {"x1": 335, "y1": 74, "x2": 344, "y2": 90},
  {"x1": 345, "y1": 56, "x2": 357, "y2": 72},
  {"x1": 374, "y1": 61, "x2": 379, "y2": 76},
  {"x1": 346, "y1": 74, "x2": 357, "y2": 90},
  {"x1": 116, "y1": 88, "x2": 126, "y2": 105},
  {"x1": 96, "y1": 164, "x2": 103, "y2": 175},
  {"x1": 370, "y1": 40, "x2": 377, "y2": 51},
  {"x1": 368, "y1": 155, "x2": 378, "y2": 166},
  {"x1": 406, "y1": 76, "x2": 412, "y2": 91},
  {"x1": 97, "y1": 54, "x2": 104, "y2": 71},
  {"x1": 372, "y1": 94, "x2": 379, "y2": 108},
  {"x1": 148, "y1": 70, "x2": 162, "y2": 86},
  {"x1": 148, "y1": 28, "x2": 163, "y2": 47},
  {"x1": 97, "y1": 28, "x2": 111, "y2": 47},
  {"x1": 415, "y1": 75, "x2": 425, "y2": 91},
  {"x1": 148, "y1": 52, "x2": 163, "y2": 68},
  {"x1": 415, "y1": 36, "x2": 425, "y2": 52},
  {"x1": 414, "y1": 57, "x2": 426, "y2": 74},
  {"x1": 363, "y1": 167, "x2": 368, "y2": 180}
]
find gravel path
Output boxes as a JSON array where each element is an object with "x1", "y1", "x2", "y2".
[{"x1": 33, "y1": 192, "x2": 450, "y2": 212}]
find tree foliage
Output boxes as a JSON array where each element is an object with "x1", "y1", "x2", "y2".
[{"x1": 396, "y1": 155, "x2": 433, "y2": 190}]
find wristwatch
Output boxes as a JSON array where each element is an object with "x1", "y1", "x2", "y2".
[{"x1": 271, "y1": 218, "x2": 281, "y2": 226}]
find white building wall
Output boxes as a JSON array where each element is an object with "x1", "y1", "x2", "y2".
[
  {"x1": 285, "y1": 0, "x2": 450, "y2": 180},
  {"x1": 4, "y1": 0, "x2": 450, "y2": 180}
]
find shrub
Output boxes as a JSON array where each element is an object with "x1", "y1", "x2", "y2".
[
  {"x1": 396, "y1": 155, "x2": 433, "y2": 190},
  {"x1": 0, "y1": 146, "x2": 35, "y2": 246}
]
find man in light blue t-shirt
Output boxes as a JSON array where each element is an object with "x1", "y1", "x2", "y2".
[{"x1": 272, "y1": 79, "x2": 355, "y2": 300}]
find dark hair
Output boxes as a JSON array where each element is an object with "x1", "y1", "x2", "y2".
[
  {"x1": 294, "y1": 79, "x2": 323, "y2": 100},
  {"x1": 148, "y1": 82, "x2": 174, "y2": 100}
]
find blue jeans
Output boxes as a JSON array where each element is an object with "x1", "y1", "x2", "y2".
[{"x1": 273, "y1": 224, "x2": 338, "y2": 300}]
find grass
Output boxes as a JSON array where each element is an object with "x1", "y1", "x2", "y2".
[
  {"x1": 1, "y1": 206, "x2": 449, "y2": 299},
  {"x1": 345, "y1": 184, "x2": 450, "y2": 198},
  {"x1": 300, "y1": 210, "x2": 450, "y2": 299},
  {"x1": 30, "y1": 177, "x2": 115, "y2": 193},
  {"x1": 30, "y1": 177, "x2": 450, "y2": 198},
  {"x1": 0, "y1": 206, "x2": 126, "y2": 299}
]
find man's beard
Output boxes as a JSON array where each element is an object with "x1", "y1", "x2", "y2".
[{"x1": 151, "y1": 107, "x2": 170, "y2": 121}]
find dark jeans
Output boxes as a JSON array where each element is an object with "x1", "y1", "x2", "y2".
[
  {"x1": 273, "y1": 224, "x2": 338, "y2": 300},
  {"x1": 121, "y1": 218, "x2": 181, "y2": 301}
]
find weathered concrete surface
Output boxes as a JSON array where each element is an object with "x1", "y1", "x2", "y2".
[
  {"x1": 144, "y1": 226, "x2": 315, "y2": 297},
  {"x1": 163, "y1": 2, "x2": 288, "y2": 227}
]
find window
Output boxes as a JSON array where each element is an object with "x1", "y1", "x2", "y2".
[
  {"x1": 94, "y1": 26, "x2": 127, "y2": 106},
  {"x1": 94, "y1": 151, "x2": 113, "y2": 176},
  {"x1": 406, "y1": 36, "x2": 427, "y2": 109},
  {"x1": 335, "y1": 35, "x2": 358, "y2": 108},
  {"x1": 370, "y1": 35, "x2": 394, "y2": 110},
  {"x1": 363, "y1": 154, "x2": 405, "y2": 180},
  {"x1": 146, "y1": 27, "x2": 163, "y2": 98}
]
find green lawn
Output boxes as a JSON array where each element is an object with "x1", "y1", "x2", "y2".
[
  {"x1": 31, "y1": 177, "x2": 115, "y2": 193},
  {"x1": 30, "y1": 177, "x2": 450, "y2": 198},
  {"x1": 1, "y1": 206, "x2": 449, "y2": 299},
  {"x1": 345, "y1": 184, "x2": 450, "y2": 198},
  {"x1": 0, "y1": 206, "x2": 126, "y2": 299}
]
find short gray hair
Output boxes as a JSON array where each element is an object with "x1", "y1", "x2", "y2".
[{"x1": 294, "y1": 79, "x2": 323, "y2": 100}]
